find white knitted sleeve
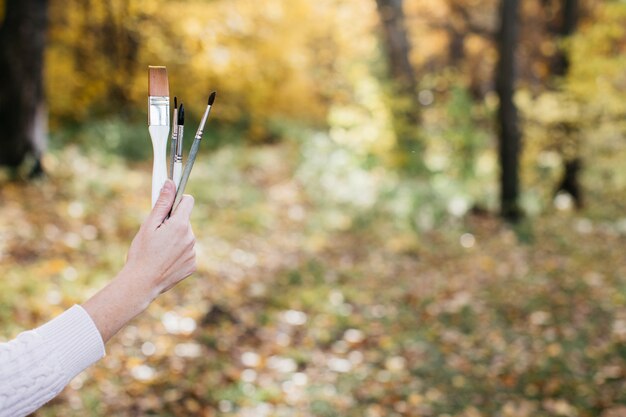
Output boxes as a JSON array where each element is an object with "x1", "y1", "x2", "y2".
[{"x1": 0, "y1": 305, "x2": 105, "y2": 417}]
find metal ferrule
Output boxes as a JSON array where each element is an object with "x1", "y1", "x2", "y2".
[
  {"x1": 194, "y1": 105, "x2": 212, "y2": 140},
  {"x1": 170, "y1": 111, "x2": 178, "y2": 146},
  {"x1": 148, "y1": 96, "x2": 170, "y2": 126},
  {"x1": 175, "y1": 125, "x2": 185, "y2": 160},
  {"x1": 168, "y1": 109, "x2": 178, "y2": 180}
]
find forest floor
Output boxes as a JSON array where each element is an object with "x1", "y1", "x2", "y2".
[{"x1": 1, "y1": 143, "x2": 626, "y2": 417}]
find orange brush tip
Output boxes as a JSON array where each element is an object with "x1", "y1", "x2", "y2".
[{"x1": 148, "y1": 66, "x2": 169, "y2": 97}]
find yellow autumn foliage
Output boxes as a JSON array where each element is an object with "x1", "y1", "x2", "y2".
[{"x1": 45, "y1": 0, "x2": 378, "y2": 141}]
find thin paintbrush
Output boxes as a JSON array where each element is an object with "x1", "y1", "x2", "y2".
[
  {"x1": 148, "y1": 66, "x2": 170, "y2": 208},
  {"x1": 172, "y1": 92, "x2": 216, "y2": 212},
  {"x1": 173, "y1": 103, "x2": 185, "y2": 188},
  {"x1": 169, "y1": 96, "x2": 178, "y2": 180}
]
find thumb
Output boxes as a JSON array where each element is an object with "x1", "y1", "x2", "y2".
[{"x1": 147, "y1": 180, "x2": 176, "y2": 228}]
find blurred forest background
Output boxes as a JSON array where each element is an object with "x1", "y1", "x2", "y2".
[{"x1": 1, "y1": 0, "x2": 626, "y2": 416}]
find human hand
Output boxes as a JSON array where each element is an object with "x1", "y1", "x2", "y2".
[
  {"x1": 123, "y1": 179, "x2": 197, "y2": 299},
  {"x1": 83, "y1": 180, "x2": 196, "y2": 343}
]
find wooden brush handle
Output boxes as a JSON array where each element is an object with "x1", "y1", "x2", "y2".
[
  {"x1": 169, "y1": 139, "x2": 177, "y2": 180},
  {"x1": 149, "y1": 125, "x2": 169, "y2": 208},
  {"x1": 173, "y1": 161, "x2": 182, "y2": 190}
]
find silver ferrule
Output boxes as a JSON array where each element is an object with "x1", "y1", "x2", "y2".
[
  {"x1": 148, "y1": 96, "x2": 170, "y2": 126},
  {"x1": 170, "y1": 118, "x2": 178, "y2": 147},
  {"x1": 168, "y1": 110, "x2": 178, "y2": 180},
  {"x1": 194, "y1": 105, "x2": 212, "y2": 140},
  {"x1": 176, "y1": 125, "x2": 185, "y2": 157},
  {"x1": 171, "y1": 108, "x2": 178, "y2": 140}
]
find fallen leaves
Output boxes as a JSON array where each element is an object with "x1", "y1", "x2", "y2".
[{"x1": 2, "y1": 143, "x2": 626, "y2": 417}]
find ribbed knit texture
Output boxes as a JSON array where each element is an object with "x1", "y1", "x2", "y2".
[{"x1": 0, "y1": 305, "x2": 105, "y2": 417}]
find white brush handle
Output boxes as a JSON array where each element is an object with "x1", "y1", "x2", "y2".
[
  {"x1": 149, "y1": 125, "x2": 169, "y2": 208},
  {"x1": 173, "y1": 161, "x2": 182, "y2": 190}
]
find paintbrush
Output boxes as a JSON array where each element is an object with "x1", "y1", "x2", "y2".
[
  {"x1": 172, "y1": 92, "x2": 216, "y2": 212},
  {"x1": 148, "y1": 66, "x2": 170, "y2": 208},
  {"x1": 169, "y1": 96, "x2": 178, "y2": 180},
  {"x1": 173, "y1": 103, "x2": 185, "y2": 188}
]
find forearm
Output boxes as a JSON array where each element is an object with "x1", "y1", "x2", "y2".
[{"x1": 82, "y1": 267, "x2": 157, "y2": 343}]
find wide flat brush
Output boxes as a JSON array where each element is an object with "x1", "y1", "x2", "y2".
[
  {"x1": 172, "y1": 92, "x2": 216, "y2": 212},
  {"x1": 148, "y1": 66, "x2": 170, "y2": 208}
]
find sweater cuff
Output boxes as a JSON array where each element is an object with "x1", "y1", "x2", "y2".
[{"x1": 34, "y1": 305, "x2": 106, "y2": 379}]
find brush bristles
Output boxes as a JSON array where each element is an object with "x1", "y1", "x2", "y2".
[
  {"x1": 178, "y1": 104, "x2": 185, "y2": 125},
  {"x1": 208, "y1": 91, "x2": 216, "y2": 106},
  {"x1": 148, "y1": 66, "x2": 169, "y2": 97}
]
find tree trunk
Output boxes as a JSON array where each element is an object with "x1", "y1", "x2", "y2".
[
  {"x1": 375, "y1": 0, "x2": 418, "y2": 94},
  {"x1": 0, "y1": 0, "x2": 48, "y2": 173},
  {"x1": 552, "y1": 0, "x2": 582, "y2": 208},
  {"x1": 552, "y1": 0, "x2": 578, "y2": 76},
  {"x1": 375, "y1": 0, "x2": 422, "y2": 170},
  {"x1": 496, "y1": 0, "x2": 522, "y2": 221}
]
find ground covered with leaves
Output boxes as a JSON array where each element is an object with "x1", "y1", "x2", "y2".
[{"x1": 1, "y1": 142, "x2": 626, "y2": 417}]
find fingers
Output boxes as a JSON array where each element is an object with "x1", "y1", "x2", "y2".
[
  {"x1": 172, "y1": 194, "x2": 195, "y2": 220},
  {"x1": 146, "y1": 180, "x2": 176, "y2": 229}
]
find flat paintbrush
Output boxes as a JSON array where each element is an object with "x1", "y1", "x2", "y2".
[
  {"x1": 171, "y1": 92, "x2": 216, "y2": 213},
  {"x1": 148, "y1": 66, "x2": 170, "y2": 207},
  {"x1": 169, "y1": 96, "x2": 178, "y2": 180}
]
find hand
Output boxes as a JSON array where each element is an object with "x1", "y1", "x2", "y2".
[
  {"x1": 83, "y1": 181, "x2": 196, "y2": 343},
  {"x1": 123, "y1": 180, "x2": 197, "y2": 298}
]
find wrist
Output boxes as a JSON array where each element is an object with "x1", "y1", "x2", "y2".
[
  {"x1": 82, "y1": 267, "x2": 158, "y2": 343},
  {"x1": 115, "y1": 265, "x2": 160, "y2": 310}
]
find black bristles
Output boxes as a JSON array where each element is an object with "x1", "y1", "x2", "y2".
[
  {"x1": 174, "y1": 96, "x2": 178, "y2": 109},
  {"x1": 208, "y1": 91, "x2": 216, "y2": 106},
  {"x1": 178, "y1": 103, "x2": 185, "y2": 125}
]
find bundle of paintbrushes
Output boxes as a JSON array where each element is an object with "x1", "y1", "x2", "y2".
[{"x1": 148, "y1": 66, "x2": 216, "y2": 210}]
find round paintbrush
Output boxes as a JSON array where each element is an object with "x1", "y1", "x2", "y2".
[
  {"x1": 173, "y1": 103, "x2": 185, "y2": 188},
  {"x1": 169, "y1": 96, "x2": 178, "y2": 180},
  {"x1": 171, "y1": 92, "x2": 216, "y2": 213}
]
